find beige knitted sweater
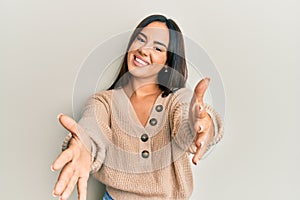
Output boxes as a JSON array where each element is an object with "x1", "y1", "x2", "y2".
[{"x1": 62, "y1": 88, "x2": 222, "y2": 200}]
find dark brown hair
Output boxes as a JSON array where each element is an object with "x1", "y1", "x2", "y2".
[{"x1": 109, "y1": 14, "x2": 187, "y2": 97}]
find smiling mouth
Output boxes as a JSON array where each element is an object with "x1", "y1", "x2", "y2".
[{"x1": 133, "y1": 55, "x2": 150, "y2": 67}]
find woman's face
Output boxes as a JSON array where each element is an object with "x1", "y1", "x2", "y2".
[{"x1": 127, "y1": 21, "x2": 170, "y2": 80}]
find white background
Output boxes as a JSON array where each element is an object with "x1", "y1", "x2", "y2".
[{"x1": 1, "y1": 0, "x2": 299, "y2": 199}]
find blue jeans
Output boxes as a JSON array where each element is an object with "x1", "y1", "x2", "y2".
[{"x1": 102, "y1": 191, "x2": 113, "y2": 200}]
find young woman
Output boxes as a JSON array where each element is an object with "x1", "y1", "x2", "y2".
[{"x1": 51, "y1": 14, "x2": 223, "y2": 200}]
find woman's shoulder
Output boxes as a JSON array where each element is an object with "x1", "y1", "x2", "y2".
[
  {"x1": 91, "y1": 88, "x2": 126, "y2": 101},
  {"x1": 88, "y1": 89, "x2": 114, "y2": 103},
  {"x1": 94, "y1": 89, "x2": 113, "y2": 96},
  {"x1": 169, "y1": 87, "x2": 193, "y2": 103}
]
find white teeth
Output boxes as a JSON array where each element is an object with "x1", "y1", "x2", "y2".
[{"x1": 135, "y1": 57, "x2": 148, "y2": 66}]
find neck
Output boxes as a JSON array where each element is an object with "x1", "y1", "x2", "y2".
[{"x1": 124, "y1": 78, "x2": 161, "y2": 98}]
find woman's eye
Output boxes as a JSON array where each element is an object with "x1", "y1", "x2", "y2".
[
  {"x1": 136, "y1": 36, "x2": 145, "y2": 43},
  {"x1": 154, "y1": 47, "x2": 162, "y2": 52}
]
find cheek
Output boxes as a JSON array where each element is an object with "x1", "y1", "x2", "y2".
[
  {"x1": 127, "y1": 52, "x2": 134, "y2": 69},
  {"x1": 163, "y1": 53, "x2": 168, "y2": 64},
  {"x1": 154, "y1": 53, "x2": 167, "y2": 65},
  {"x1": 151, "y1": 54, "x2": 167, "y2": 72},
  {"x1": 129, "y1": 41, "x2": 139, "y2": 51},
  {"x1": 127, "y1": 53, "x2": 130, "y2": 64}
]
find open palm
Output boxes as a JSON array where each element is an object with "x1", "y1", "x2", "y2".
[
  {"x1": 52, "y1": 114, "x2": 92, "y2": 200},
  {"x1": 189, "y1": 77, "x2": 214, "y2": 165}
]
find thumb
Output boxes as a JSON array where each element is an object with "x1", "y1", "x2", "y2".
[
  {"x1": 194, "y1": 77, "x2": 210, "y2": 105},
  {"x1": 57, "y1": 113, "x2": 80, "y2": 139}
]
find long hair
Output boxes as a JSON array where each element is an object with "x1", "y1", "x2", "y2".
[{"x1": 109, "y1": 14, "x2": 187, "y2": 97}]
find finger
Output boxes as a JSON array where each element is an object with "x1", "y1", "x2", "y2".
[
  {"x1": 193, "y1": 119, "x2": 202, "y2": 133},
  {"x1": 57, "y1": 113, "x2": 80, "y2": 139},
  {"x1": 192, "y1": 132, "x2": 210, "y2": 165},
  {"x1": 53, "y1": 162, "x2": 75, "y2": 196},
  {"x1": 195, "y1": 131, "x2": 210, "y2": 148},
  {"x1": 199, "y1": 108, "x2": 210, "y2": 121},
  {"x1": 77, "y1": 176, "x2": 88, "y2": 200},
  {"x1": 192, "y1": 141, "x2": 205, "y2": 165},
  {"x1": 192, "y1": 103, "x2": 208, "y2": 120},
  {"x1": 60, "y1": 174, "x2": 79, "y2": 200},
  {"x1": 194, "y1": 124, "x2": 210, "y2": 147},
  {"x1": 193, "y1": 116, "x2": 211, "y2": 134},
  {"x1": 194, "y1": 77, "x2": 210, "y2": 106},
  {"x1": 52, "y1": 148, "x2": 73, "y2": 171}
]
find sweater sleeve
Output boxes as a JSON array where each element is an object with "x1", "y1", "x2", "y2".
[
  {"x1": 169, "y1": 88, "x2": 195, "y2": 154},
  {"x1": 61, "y1": 91, "x2": 111, "y2": 173}
]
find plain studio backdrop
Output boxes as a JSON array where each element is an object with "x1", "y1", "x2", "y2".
[{"x1": 1, "y1": 0, "x2": 299, "y2": 199}]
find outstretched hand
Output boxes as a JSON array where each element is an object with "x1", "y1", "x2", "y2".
[
  {"x1": 51, "y1": 114, "x2": 92, "y2": 200},
  {"x1": 189, "y1": 77, "x2": 214, "y2": 165}
]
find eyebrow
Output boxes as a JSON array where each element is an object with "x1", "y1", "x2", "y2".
[{"x1": 138, "y1": 32, "x2": 168, "y2": 49}]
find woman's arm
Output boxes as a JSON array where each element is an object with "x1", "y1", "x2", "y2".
[
  {"x1": 189, "y1": 78, "x2": 224, "y2": 164},
  {"x1": 170, "y1": 78, "x2": 224, "y2": 165},
  {"x1": 52, "y1": 114, "x2": 92, "y2": 200},
  {"x1": 52, "y1": 92, "x2": 111, "y2": 200}
]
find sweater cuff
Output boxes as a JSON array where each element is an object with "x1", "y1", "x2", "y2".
[
  {"x1": 205, "y1": 104, "x2": 224, "y2": 145},
  {"x1": 61, "y1": 132, "x2": 72, "y2": 151},
  {"x1": 201, "y1": 104, "x2": 224, "y2": 159}
]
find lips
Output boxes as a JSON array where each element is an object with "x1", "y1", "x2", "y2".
[{"x1": 133, "y1": 55, "x2": 150, "y2": 67}]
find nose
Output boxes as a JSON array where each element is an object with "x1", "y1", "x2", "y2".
[{"x1": 138, "y1": 44, "x2": 151, "y2": 56}]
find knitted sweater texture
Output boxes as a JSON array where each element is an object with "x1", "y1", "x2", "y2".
[{"x1": 64, "y1": 88, "x2": 220, "y2": 200}]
